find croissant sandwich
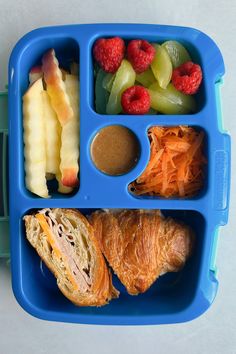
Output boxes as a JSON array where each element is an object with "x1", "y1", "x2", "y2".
[
  {"x1": 90, "y1": 209, "x2": 194, "y2": 295},
  {"x1": 24, "y1": 208, "x2": 119, "y2": 306}
]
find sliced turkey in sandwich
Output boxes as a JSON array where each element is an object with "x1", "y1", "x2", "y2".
[{"x1": 24, "y1": 208, "x2": 119, "y2": 306}]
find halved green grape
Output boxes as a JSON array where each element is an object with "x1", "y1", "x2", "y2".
[
  {"x1": 136, "y1": 68, "x2": 156, "y2": 87},
  {"x1": 162, "y1": 41, "x2": 191, "y2": 68},
  {"x1": 148, "y1": 82, "x2": 197, "y2": 114},
  {"x1": 102, "y1": 73, "x2": 115, "y2": 92},
  {"x1": 151, "y1": 44, "x2": 172, "y2": 89},
  {"x1": 95, "y1": 69, "x2": 110, "y2": 114},
  {"x1": 106, "y1": 59, "x2": 136, "y2": 115}
]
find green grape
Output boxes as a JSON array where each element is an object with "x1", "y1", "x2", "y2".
[
  {"x1": 95, "y1": 69, "x2": 110, "y2": 114},
  {"x1": 162, "y1": 41, "x2": 191, "y2": 68},
  {"x1": 151, "y1": 44, "x2": 172, "y2": 89},
  {"x1": 102, "y1": 73, "x2": 115, "y2": 92},
  {"x1": 148, "y1": 82, "x2": 197, "y2": 114},
  {"x1": 106, "y1": 59, "x2": 136, "y2": 115},
  {"x1": 136, "y1": 68, "x2": 156, "y2": 87}
]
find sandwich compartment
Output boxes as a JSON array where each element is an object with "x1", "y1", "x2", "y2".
[{"x1": 7, "y1": 24, "x2": 230, "y2": 324}]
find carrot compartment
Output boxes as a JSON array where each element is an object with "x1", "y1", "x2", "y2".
[{"x1": 130, "y1": 126, "x2": 206, "y2": 198}]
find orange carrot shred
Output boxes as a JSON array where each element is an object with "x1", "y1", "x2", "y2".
[{"x1": 130, "y1": 126, "x2": 206, "y2": 198}]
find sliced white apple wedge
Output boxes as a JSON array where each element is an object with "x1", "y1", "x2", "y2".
[
  {"x1": 60, "y1": 68, "x2": 69, "y2": 81},
  {"x1": 23, "y1": 78, "x2": 49, "y2": 198},
  {"x1": 59, "y1": 74, "x2": 79, "y2": 187},
  {"x1": 42, "y1": 49, "x2": 73, "y2": 126},
  {"x1": 42, "y1": 90, "x2": 76, "y2": 192},
  {"x1": 56, "y1": 172, "x2": 73, "y2": 194},
  {"x1": 29, "y1": 66, "x2": 42, "y2": 85},
  {"x1": 41, "y1": 90, "x2": 61, "y2": 175}
]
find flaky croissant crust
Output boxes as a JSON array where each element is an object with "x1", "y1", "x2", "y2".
[{"x1": 90, "y1": 209, "x2": 194, "y2": 295}]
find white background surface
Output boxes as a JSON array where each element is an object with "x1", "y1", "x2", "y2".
[{"x1": 1, "y1": 1, "x2": 236, "y2": 353}]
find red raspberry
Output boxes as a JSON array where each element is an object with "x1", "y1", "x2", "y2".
[
  {"x1": 121, "y1": 85, "x2": 151, "y2": 115},
  {"x1": 172, "y1": 61, "x2": 203, "y2": 95},
  {"x1": 127, "y1": 40, "x2": 155, "y2": 73},
  {"x1": 93, "y1": 37, "x2": 125, "y2": 73}
]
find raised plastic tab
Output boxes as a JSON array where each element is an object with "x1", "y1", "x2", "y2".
[{"x1": 213, "y1": 150, "x2": 229, "y2": 211}]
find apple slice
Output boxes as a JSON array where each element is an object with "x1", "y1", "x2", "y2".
[
  {"x1": 42, "y1": 49, "x2": 73, "y2": 126},
  {"x1": 60, "y1": 68, "x2": 69, "y2": 81},
  {"x1": 60, "y1": 74, "x2": 80, "y2": 187},
  {"x1": 23, "y1": 78, "x2": 49, "y2": 198},
  {"x1": 29, "y1": 66, "x2": 42, "y2": 85},
  {"x1": 42, "y1": 89, "x2": 76, "y2": 192},
  {"x1": 42, "y1": 90, "x2": 61, "y2": 175},
  {"x1": 29, "y1": 65, "x2": 67, "y2": 84},
  {"x1": 56, "y1": 172, "x2": 73, "y2": 194}
]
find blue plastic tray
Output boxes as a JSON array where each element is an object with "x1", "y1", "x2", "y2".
[{"x1": 8, "y1": 24, "x2": 230, "y2": 325}]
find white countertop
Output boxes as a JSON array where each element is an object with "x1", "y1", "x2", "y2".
[{"x1": 1, "y1": 1, "x2": 236, "y2": 353}]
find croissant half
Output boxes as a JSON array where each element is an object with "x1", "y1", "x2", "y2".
[
  {"x1": 89, "y1": 209, "x2": 194, "y2": 295},
  {"x1": 24, "y1": 208, "x2": 119, "y2": 306}
]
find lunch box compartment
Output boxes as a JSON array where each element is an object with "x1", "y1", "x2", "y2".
[
  {"x1": 128, "y1": 125, "x2": 208, "y2": 200},
  {"x1": 10, "y1": 35, "x2": 80, "y2": 199},
  {"x1": 90, "y1": 36, "x2": 206, "y2": 114},
  {"x1": 17, "y1": 208, "x2": 205, "y2": 322},
  {"x1": 8, "y1": 24, "x2": 230, "y2": 325}
]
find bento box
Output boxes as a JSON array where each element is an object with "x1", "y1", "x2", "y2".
[{"x1": 7, "y1": 24, "x2": 230, "y2": 325}]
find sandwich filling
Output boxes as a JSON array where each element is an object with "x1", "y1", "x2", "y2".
[{"x1": 36, "y1": 208, "x2": 93, "y2": 293}]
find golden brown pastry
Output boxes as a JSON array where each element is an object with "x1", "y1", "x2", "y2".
[
  {"x1": 24, "y1": 208, "x2": 119, "y2": 306},
  {"x1": 89, "y1": 209, "x2": 194, "y2": 295}
]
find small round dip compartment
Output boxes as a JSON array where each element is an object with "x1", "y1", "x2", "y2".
[{"x1": 90, "y1": 125, "x2": 140, "y2": 176}]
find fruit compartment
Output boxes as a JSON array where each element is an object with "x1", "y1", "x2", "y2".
[
  {"x1": 90, "y1": 34, "x2": 206, "y2": 115},
  {"x1": 9, "y1": 33, "x2": 80, "y2": 199},
  {"x1": 12, "y1": 208, "x2": 213, "y2": 324}
]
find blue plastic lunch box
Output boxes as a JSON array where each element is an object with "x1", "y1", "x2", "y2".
[{"x1": 6, "y1": 24, "x2": 230, "y2": 325}]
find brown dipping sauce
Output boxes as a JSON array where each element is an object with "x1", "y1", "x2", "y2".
[{"x1": 91, "y1": 125, "x2": 140, "y2": 176}]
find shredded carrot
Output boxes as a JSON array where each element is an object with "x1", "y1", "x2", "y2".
[{"x1": 130, "y1": 126, "x2": 206, "y2": 198}]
